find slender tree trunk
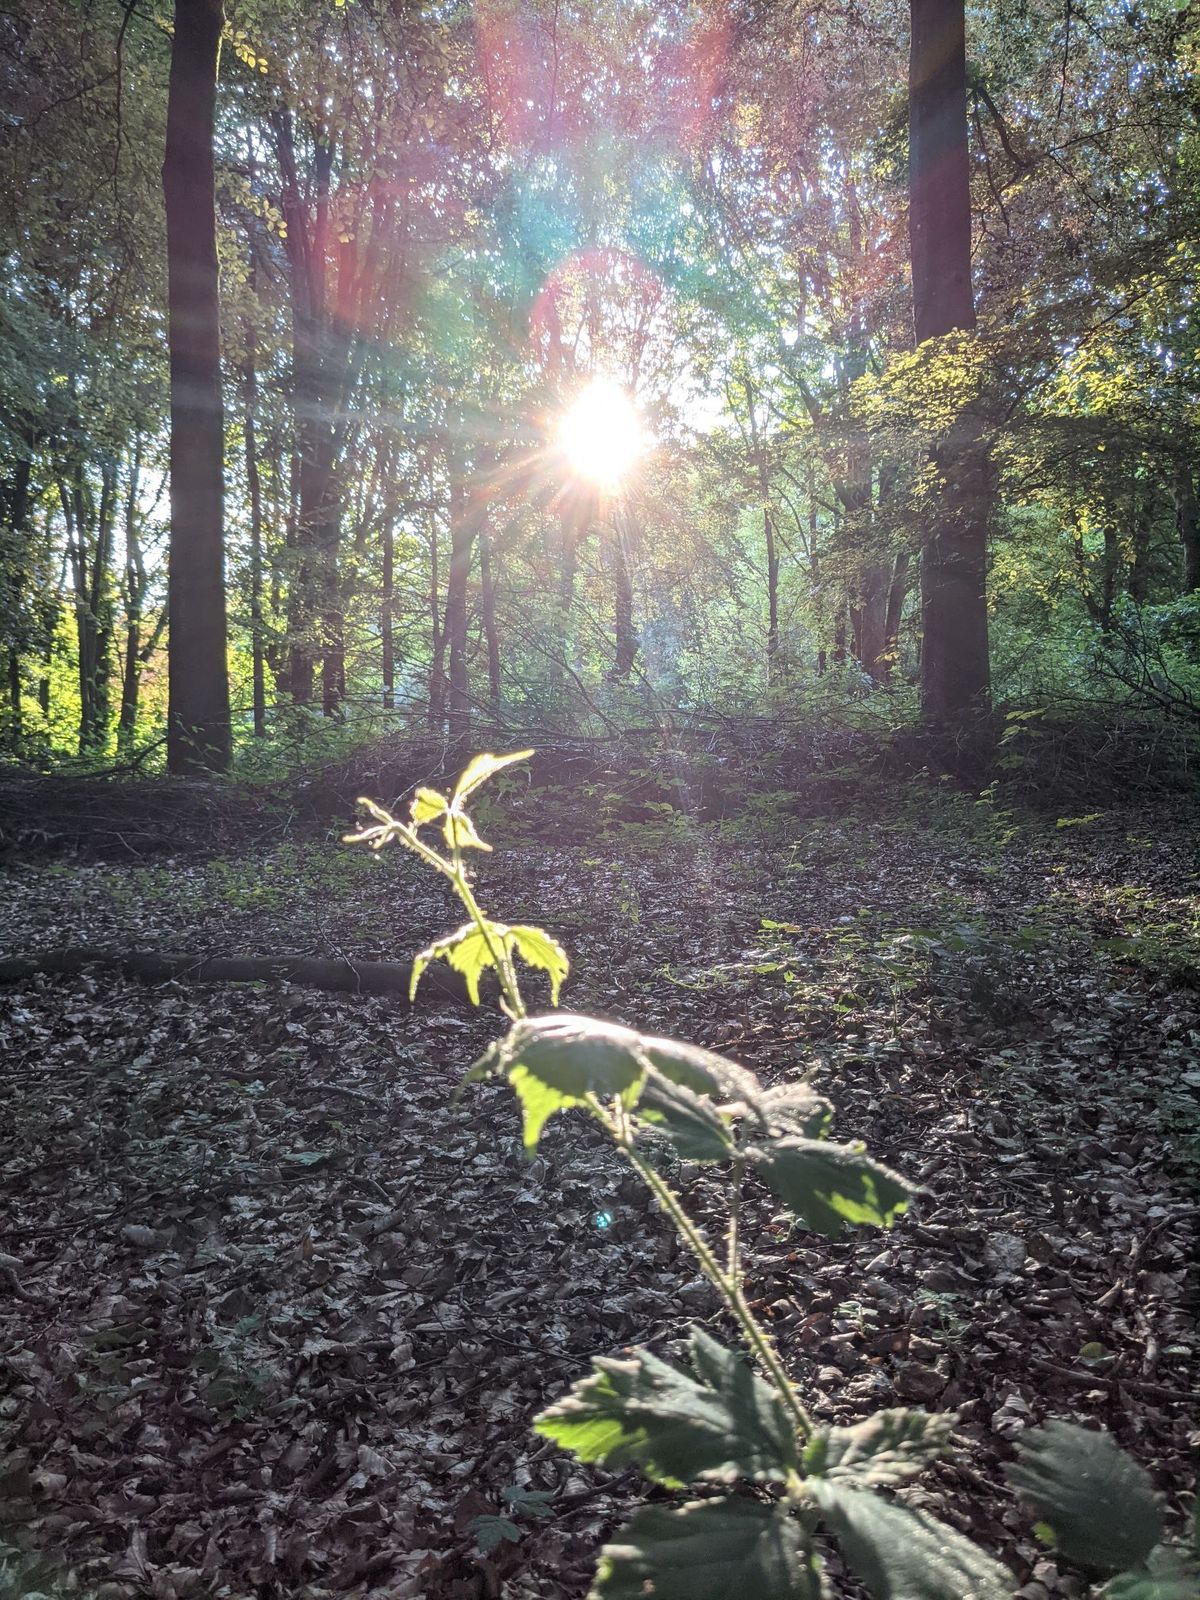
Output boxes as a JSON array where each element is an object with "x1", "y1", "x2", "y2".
[
  {"x1": 883, "y1": 551, "x2": 910, "y2": 678},
  {"x1": 548, "y1": 499, "x2": 583, "y2": 700},
  {"x1": 427, "y1": 459, "x2": 446, "y2": 728},
  {"x1": 1175, "y1": 460, "x2": 1199, "y2": 593},
  {"x1": 607, "y1": 506, "x2": 638, "y2": 682},
  {"x1": 242, "y1": 340, "x2": 267, "y2": 737},
  {"x1": 743, "y1": 385, "x2": 781, "y2": 685},
  {"x1": 478, "y1": 523, "x2": 502, "y2": 713},
  {"x1": 2, "y1": 452, "x2": 33, "y2": 751},
  {"x1": 118, "y1": 438, "x2": 144, "y2": 753},
  {"x1": 381, "y1": 511, "x2": 395, "y2": 709},
  {"x1": 909, "y1": 0, "x2": 989, "y2": 721},
  {"x1": 163, "y1": 0, "x2": 231, "y2": 772},
  {"x1": 444, "y1": 463, "x2": 482, "y2": 745},
  {"x1": 5, "y1": 650, "x2": 19, "y2": 742}
]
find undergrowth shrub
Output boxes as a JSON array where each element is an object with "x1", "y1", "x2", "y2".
[{"x1": 346, "y1": 751, "x2": 1193, "y2": 1600}]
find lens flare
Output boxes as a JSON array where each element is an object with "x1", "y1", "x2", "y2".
[{"x1": 557, "y1": 379, "x2": 647, "y2": 489}]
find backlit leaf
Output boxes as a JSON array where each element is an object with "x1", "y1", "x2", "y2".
[
  {"x1": 410, "y1": 787, "x2": 448, "y2": 825},
  {"x1": 509, "y1": 925, "x2": 570, "y2": 1004},
  {"x1": 761, "y1": 1082, "x2": 835, "y2": 1139},
  {"x1": 443, "y1": 809, "x2": 492, "y2": 851},
  {"x1": 410, "y1": 922, "x2": 502, "y2": 1006},
  {"x1": 637, "y1": 1068, "x2": 735, "y2": 1161},
  {"x1": 535, "y1": 1326, "x2": 799, "y2": 1485},
  {"x1": 641, "y1": 1035, "x2": 767, "y2": 1123},
  {"x1": 748, "y1": 1136, "x2": 916, "y2": 1236},
  {"x1": 453, "y1": 749, "x2": 534, "y2": 803},
  {"x1": 411, "y1": 923, "x2": 568, "y2": 1010},
  {"x1": 466, "y1": 1014, "x2": 647, "y2": 1152}
]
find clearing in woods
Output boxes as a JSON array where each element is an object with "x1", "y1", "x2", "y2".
[{"x1": 0, "y1": 788, "x2": 1196, "y2": 1597}]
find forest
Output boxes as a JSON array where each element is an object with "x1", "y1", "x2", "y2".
[{"x1": 0, "y1": 0, "x2": 1197, "y2": 1598}]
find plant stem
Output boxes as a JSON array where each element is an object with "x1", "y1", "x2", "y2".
[
  {"x1": 599, "y1": 1111, "x2": 812, "y2": 1439},
  {"x1": 450, "y1": 845, "x2": 526, "y2": 1019}
]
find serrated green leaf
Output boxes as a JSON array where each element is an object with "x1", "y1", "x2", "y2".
[
  {"x1": 593, "y1": 1497, "x2": 819, "y2": 1600},
  {"x1": 535, "y1": 1327, "x2": 799, "y2": 1486},
  {"x1": 280, "y1": 1149, "x2": 331, "y2": 1167},
  {"x1": 410, "y1": 786, "x2": 448, "y2": 825},
  {"x1": 637, "y1": 1068, "x2": 735, "y2": 1161},
  {"x1": 468, "y1": 1513, "x2": 522, "y2": 1552},
  {"x1": 1008, "y1": 1421, "x2": 1162, "y2": 1572},
  {"x1": 641, "y1": 1035, "x2": 767, "y2": 1123},
  {"x1": 410, "y1": 922, "x2": 501, "y2": 1005},
  {"x1": 411, "y1": 923, "x2": 568, "y2": 1009},
  {"x1": 803, "y1": 1410, "x2": 955, "y2": 1487},
  {"x1": 748, "y1": 1136, "x2": 916, "y2": 1236},
  {"x1": 469, "y1": 1014, "x2": 647, "y2": 1151},
  {"x1": 811, "y1": 1482, "x2": 1012, "y2": 1600},
  {"x1": 453, "y1": 749, "x2": 534, "y2": 803},
  {"x1": 1102, "y1": 1555, "x2": 1200, "y2": 1600},
  {"x1": 761, "y1": 1083, "x2": 835, "y2": 1139},
  {"x1": 509, "y1": 925, "x2": 570, "y2": 1004},
  {"x1": 443, "y1": 808, "x2": 493, "y2": 851},
  {"x1": 502, "y1": 1486, "x2": 555, "y2": 1517}
]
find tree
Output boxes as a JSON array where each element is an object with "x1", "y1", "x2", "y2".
[
  {"x1": 163, "y1": 0, "x2": 231, "y2": 773},
  {"x1": 909, "y1": 0, "x2": 990, "y2": 721}
]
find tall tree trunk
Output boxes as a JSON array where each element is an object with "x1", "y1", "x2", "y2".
[
  {"x1": 163, "y1": 0, "x2": 231, "y2": 772},
  {"x1": 381, "y1": 511, "x2": 395, "y2": 709},
  {"x1": 273, "y1": 115, "x2": 349, "y2": 717},
  {"x1": 242, "y1": 338, "x2": 267, "y2": 737},
  {"x1": 1, "y1": 451, "x2": 33, "y2": 751},
  {"x1": 427, "y1": 458, "x2": 445, "y2": 729},
  {"x1": 548, "y1": 499, "x2": 583, "y2": 701},
  {"x1": 607, "y1": 506, "x2": 638, "y2": 682},
  {"x1": 883, "y1": 551, "x2": 910, "y2": 678},
  {"x1": 1175, "y1": 460, "x2": 1199, "y2": 593},
  {"x1": 444, "y1": 460, "x2": 483, "y2": 745},
  {"x1": 478, "y1": 523, "x2": 502, "y2": 713},
  {"x1": 118, "y1": 438, "x2": 144, "y2": 753},
  {"x1": 909, "y1": 0, "x2": 989, "y2": 721}
]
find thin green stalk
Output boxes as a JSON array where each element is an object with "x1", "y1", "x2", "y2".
[
  {"x1": 453, "y1": 856, "x2": 526, "y2": 1019},
  {"x1": 727, "y1": 1156, "x2": 743, "y2": 1281},
  {"x1": 384, "y1": 815, "x2": 525, "y2": 1019},
  {"x1": 593, "y1": 1102, "x2": 812, "y2": 1440}
]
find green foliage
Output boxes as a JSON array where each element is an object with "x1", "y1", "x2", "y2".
[
  {"x1": 802, "y1": 1410, "x2": 955, "y2": 1488},
  {"x1": 349, "y1": 753, "x2": 1026, "y2": 1600},
  {"x1": 536, "y1": 1327, "x2": 799, "y2": 1487},
  {"x1": 806, "y1": 1485, "x2": 1012, "y2": 1600},
  {"x1": 1008, "y1": 1423, "x2": 1173, "y2": 1574},
  {"x1": 593, "y1": 1498, "x2": 818, "y2": 1600}
]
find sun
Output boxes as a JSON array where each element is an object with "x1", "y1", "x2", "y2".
[{"x1": 556, "y1": 379, "x2": 647, "y2": 489}]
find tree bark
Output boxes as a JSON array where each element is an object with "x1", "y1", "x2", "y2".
[
  {"x1": 0, "y1": 948, "x2": 485, "y2": 1006},
  {"x1": 479, "y1": 522, "x2": 502, "y2": 713},
  {"x1": 242, "y1": 336, "x2": 267, "y2": 737},
  {"x1": 163, "y1": 0, "x2": 231, "y2": 773},
  {"x1": 381, "y1": 509, "x2": 395, "y2": 708},
  {"x1": 607, "y1": 506, "x2": 638, "y2": 682},
  {"x1": 117, "y1": 438, "x2": 145, "y2": 754},
  {"x1": 909, "y1": 0, "x2": 990, "y2": 721},
  {"x1": 444, "y1": 459, "x2": 484, "y2": 745},
  {"x1": 1175, "y1": 459, "x2": 1199, "y2": 593}
]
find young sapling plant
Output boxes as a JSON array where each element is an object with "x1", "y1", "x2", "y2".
[{"x1": 349, "y1": 752, "x2": 1017, "y2": 1598}]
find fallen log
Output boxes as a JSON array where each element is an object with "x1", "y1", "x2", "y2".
[{"x1": 0, "y1": 948, "x2": 482, "y2": 1006}]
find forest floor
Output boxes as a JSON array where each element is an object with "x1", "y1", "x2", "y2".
[{"x1": 0, "y1": 780, "x2": 1197, "y2": 1600}]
